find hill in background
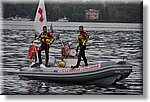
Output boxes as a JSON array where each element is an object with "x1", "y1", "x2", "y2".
[{"x1": 2, "y1": 2, "x2": 143, "y2": 23}]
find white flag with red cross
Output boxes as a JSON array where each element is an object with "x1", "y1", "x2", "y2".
[{"x1": 34, "y1": 0, "x2": 47, "y2": 34}]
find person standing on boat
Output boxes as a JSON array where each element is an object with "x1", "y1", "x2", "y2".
[
  {"x1": 36, "y1": 26, "x2": 55, "y2": 67},
  {"x1": 71, "y1": 26, "x2": 89, "y2": 68}
]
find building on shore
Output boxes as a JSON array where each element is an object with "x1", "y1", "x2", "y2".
[{"x1": 85, "y1": 9, "x2": 99, "y2": 21}]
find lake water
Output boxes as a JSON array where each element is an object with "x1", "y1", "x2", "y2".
[{"x1": 0, "y1": 21, "x2": 143, "y2": 95}]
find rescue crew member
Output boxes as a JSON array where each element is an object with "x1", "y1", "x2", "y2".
[
  {"x1": 36, "y1": 26, "x2": 55, "y2": 67},
  {"x1": 71, "y1": 26, "x2": 89, "y2": 68}
]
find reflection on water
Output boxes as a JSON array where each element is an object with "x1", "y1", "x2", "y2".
[{"x1": 1, "y1": 21, "x2": 143, "y2": 95}]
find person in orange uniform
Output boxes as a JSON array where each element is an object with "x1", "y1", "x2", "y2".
[
  {"x1": 36, "y1": 26, "x2": 55, "y2": 67},
  {"x1": 71, "y1": 26, "x2": 89, "y2": 68}
]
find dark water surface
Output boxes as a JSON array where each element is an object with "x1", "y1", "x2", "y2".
[{"x1": 1, "y1": 21, "x2": 143, "y2": 95}]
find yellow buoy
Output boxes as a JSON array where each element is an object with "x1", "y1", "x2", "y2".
[{"x1": 57, "y1": 61, "x2": 66, "y2": 68}]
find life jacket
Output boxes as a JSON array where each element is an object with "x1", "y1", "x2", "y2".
[
  {"x1": 78, "y1": 31, "x2": 89, "y2": 45},
  {"x1": 28, "y1": 44, "x2": 38, "y2": 60},
  {"x1": 40, "y1": 32, "x2": 51, "y2": 44}
]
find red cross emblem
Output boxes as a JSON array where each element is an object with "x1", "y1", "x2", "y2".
[{"x1": 38, "y1": 8, "x2": 44, "y2": 22}]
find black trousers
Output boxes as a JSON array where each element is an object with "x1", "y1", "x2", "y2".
[
  {"x1": 38, "y1": 43, "x2": 49, "y2": 66},
  {"x1": 76, "y1": 45, "x2": 88, "y2": 66}
]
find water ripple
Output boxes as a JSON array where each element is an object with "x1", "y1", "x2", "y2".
[{"x1": 1, "y1": 22, "x2": 143, "y2": 95}]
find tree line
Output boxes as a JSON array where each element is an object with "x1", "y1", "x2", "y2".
[{"x1": 3, "y1": 2, "x2": 143, "y2": 23}]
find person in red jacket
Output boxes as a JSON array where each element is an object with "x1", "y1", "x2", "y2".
[
  {"x1": 36, "y1": 26, "x2": 55, "y2": 67},
  {"x1": 71, "y1": 26, "x2": 89, "y2": 68}
]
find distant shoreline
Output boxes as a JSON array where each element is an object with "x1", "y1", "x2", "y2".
[
  {"x1": 3, "y1": 3, "x2": 143, "y2": 24},
  {"x1": 2, "y1": 19, "x2": 143, "y2": 24}
]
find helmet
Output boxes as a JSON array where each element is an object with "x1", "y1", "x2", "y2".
[{"x1": 57, "y1": 61, "x2": 66, "y2": 68}]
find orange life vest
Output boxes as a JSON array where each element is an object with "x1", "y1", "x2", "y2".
[{"x1": 27, "y1": 44, "x2": 38, "y2": 60}]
